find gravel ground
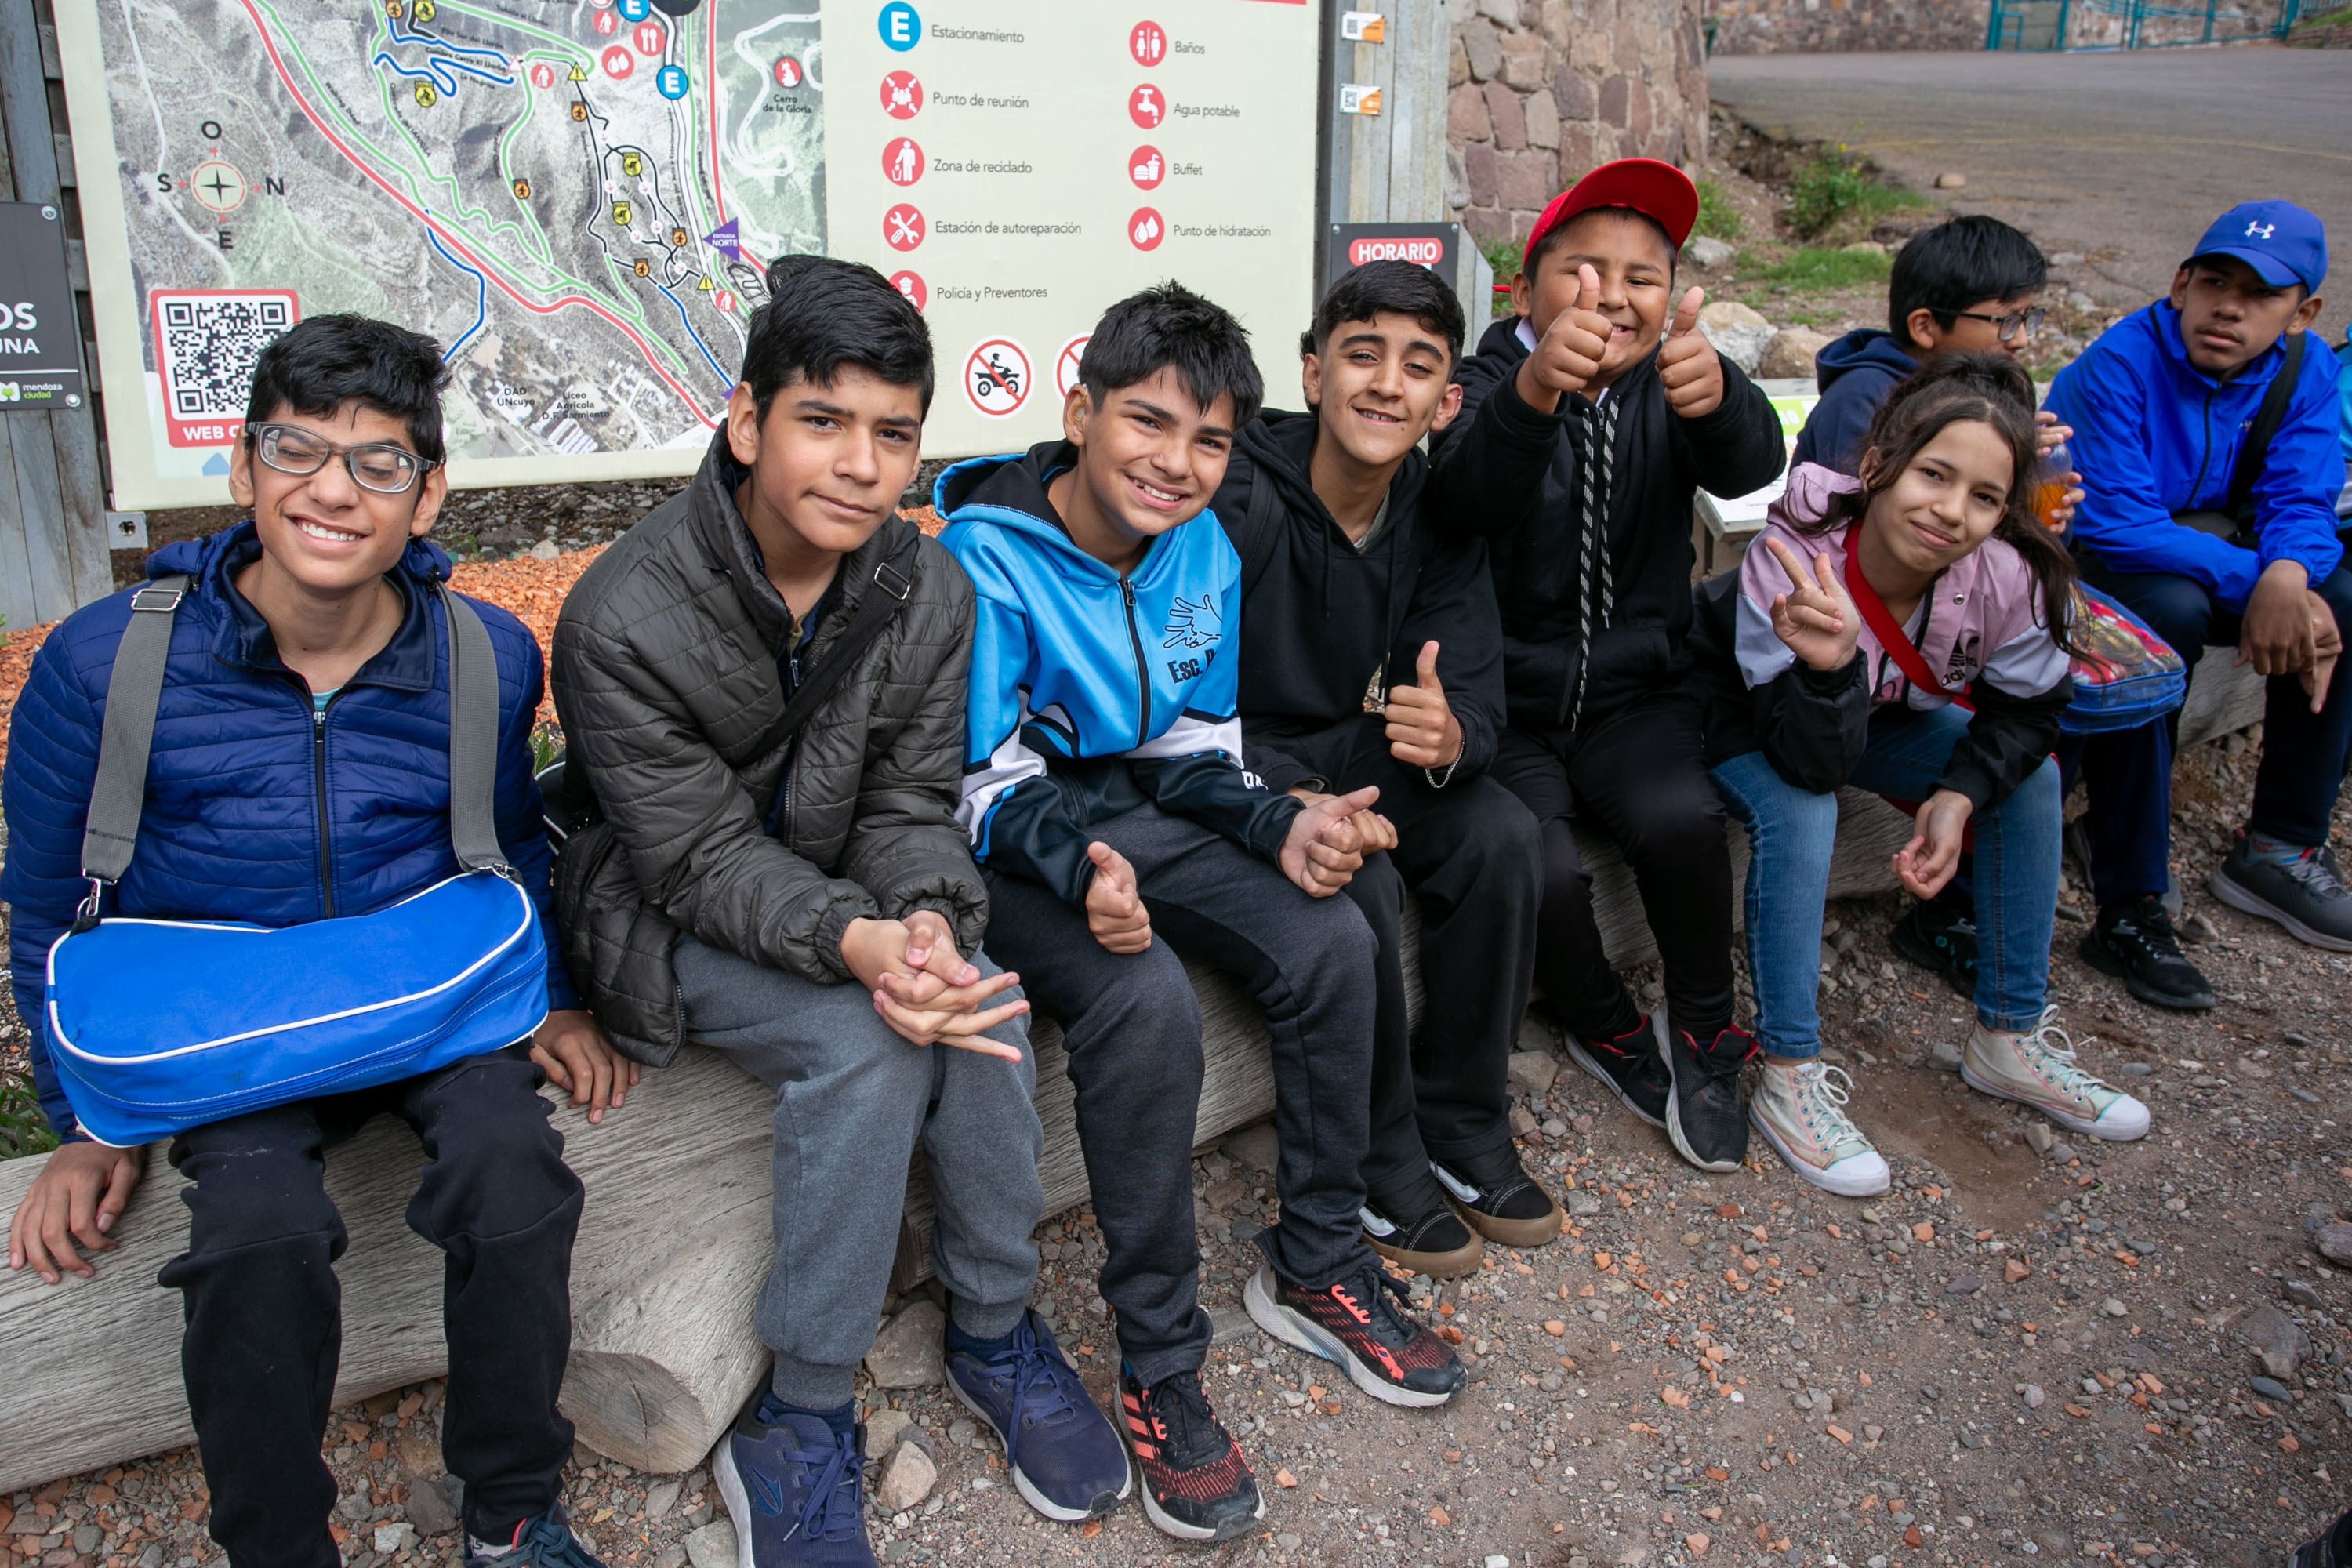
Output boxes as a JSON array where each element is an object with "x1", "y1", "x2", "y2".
[{"x1": 5, "y1": 697, "x2": 2352, "y2": 1568}]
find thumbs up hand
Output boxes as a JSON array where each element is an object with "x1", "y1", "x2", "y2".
[
  {"x1": 1657, "y1": 285, "x2": 1725, "y2": 419},
  {"x1": 1515, "y1": 263, "x2": 1613, "y2": 412},
  {"x1": 1383, "y1": 640, "x2": 1466, "y2": 771}
]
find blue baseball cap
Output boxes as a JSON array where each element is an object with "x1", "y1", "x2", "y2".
[{"x1": 2187, "y1": 200, "x2": 2328, "y2": 293}]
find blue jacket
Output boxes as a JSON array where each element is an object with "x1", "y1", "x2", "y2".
[
  {"x1": 935, "y1": 444, "x2": 1302, "y2": 906},
  {"x1": 1791, "y1": 328, "x2": 1921, "y2": 474},
  {"x1": 2, "y1": 524, "x2": 574, "y2": 1138},
  {"x1": 2045, "y1": 302, "x2": 2347, "y2": 610}
]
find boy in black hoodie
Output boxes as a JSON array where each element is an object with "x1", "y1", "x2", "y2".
[
  {"x1": 1211, "y1": 261, "x2": 1550, "y2": 1280},
  {"x1": 1427, "y1": 159, "x2": 1786, "y2": 1174}
]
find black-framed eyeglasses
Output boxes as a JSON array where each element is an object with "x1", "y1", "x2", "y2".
[
  {"x1": 249, "y1": 422, "x2": 441, "y2": 495},
  {"x1": 1947, "y1": 307, "x2": 2047, "y2": 343}
]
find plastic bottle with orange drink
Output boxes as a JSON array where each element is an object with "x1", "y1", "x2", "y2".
[{"x1": 2034, "y1": 434, "x2": 2074, "y2": 532}]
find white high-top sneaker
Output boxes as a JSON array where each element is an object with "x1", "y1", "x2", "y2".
[
  {"x1": 1960, "y1": 1006, "x2": 2150, "y2": 1141},
  {"x1": 1748, "y1": 1059, "x2": 1890, "y2": 1198}
]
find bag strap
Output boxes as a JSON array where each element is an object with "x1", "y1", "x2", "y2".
[
  {"x1": 76, "y1": 572, "x2": 511, "y2": 925},
  {"x1": 1840, "y1": 546, "x2": 1974, "y2": 714},
  {"x1": 1237, "y1": 462, "x2": 1287, "y2": 597},
  {"x1": 2224, "y1": 330, "x2": 2307, "y2": 525},
  {"x1": 775, "y1": 523, "x2": 924, "y2": 744}
]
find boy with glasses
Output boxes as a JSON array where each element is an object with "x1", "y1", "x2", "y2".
[{"x1": 5, "y1": 314, "x2": 627, "y2": 1567}]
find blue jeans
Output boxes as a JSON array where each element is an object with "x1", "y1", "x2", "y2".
[{"x1": 1711, "y1": 704, "x2": 2063, "y2": 1058}]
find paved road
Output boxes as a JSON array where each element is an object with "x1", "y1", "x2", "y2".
[{"x1": 1709, "y1": 45, "x2": 2352, "y2": 341}]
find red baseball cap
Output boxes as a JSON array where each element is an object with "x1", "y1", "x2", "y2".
[{"x1": 1520, "y1": 158, "x2": 1700, "y2": 273}]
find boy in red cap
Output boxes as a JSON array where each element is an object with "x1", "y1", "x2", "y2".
[{"x1": 1426, "y1": 158, "x2": 1786, "y2": 1174}]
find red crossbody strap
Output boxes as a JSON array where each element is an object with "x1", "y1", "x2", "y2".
[{"x1": 1840, "y1": 543, "x2": 1974, "y2": 713}]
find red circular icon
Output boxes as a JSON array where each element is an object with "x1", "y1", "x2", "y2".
[
  {"x1": 774, "y1": 56, "x2": 804, "y2": 88},
  {"x1": 882, "y1": 137, "x2": 924, "y2": 187},
  {"x1": 1128, "y1": 145, "x2": 1164, "y2": 190},
  {"x1": 1054, "y1": 335, "x2": 1091, "y2": 399},
  {"x1": 1130, "y1": 20, "x2": 1167, "y2": 66},
  {"x1": 966, "y1": 339, "x2": 1032, "y2": 418},
  {"x1": 883, "y1": 204, "x2": 924, "y2": 252},
  {"x1": 601, "y1": 44, "x2": 633, "y2": 79},
  {"x1": 889, "y1": 270, "x2": 927, "y2": 310},
  {"x1": 633, "y1": 19, "x2": 664, "y2": 54},
  {"x1": 593, "y1": 8, "x2": 616, "y2": 35},
  {"x1": 880, "y1": 70, "x2": 923, "y2": 119},
  {"x1": 715, "y1": 289, "x2": 736, "y2": 314},
  {"x1": 529, "y1": 61, "x2": 556, "y2": 89},
  {"x1": 1127, "y1": 84, "x2": 1163, "y2": 129},
  {"x1": 1128, "y1": 207, "x2": 1164, "y2": 251}
]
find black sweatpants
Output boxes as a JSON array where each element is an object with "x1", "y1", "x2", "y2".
[
  {"x1": 160, "y1": 1047, "x2": 582, "y2": 1568},
  {"x1": 981, "y1": 804, "x2": 1379, "y2": 1388},
  {"x1": 1487, "y1": 695, "x2": 1737, "y2": 1043},
  {"x1": 1260, "y1": 713, "x2": 1542, "y2": 1192}
]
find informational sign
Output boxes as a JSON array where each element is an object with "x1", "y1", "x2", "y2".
[
  {"x1": 0, "y1": 202, "x2": 86, "y2": 411},
  {"x1": 54, "y1": 0, "x2": 1320, "y2": 508},
  {"x1": 1323, "y1": 222, "x2": 1459, "y2": 294}
]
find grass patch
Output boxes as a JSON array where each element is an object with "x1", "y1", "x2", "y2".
[
  {"x1": 1784, "y1": 148, "x2": 1932, "y2": 241},
  {"x1": 1735, "y1": 246, "x2": 1893, "y2": 292},
  {"x1": 0, "y1": 1071, "x2": 59, "y2": 1160},
  {"x1": 1693, "y1": 180, "x2": 1742, "y2": 242},
  {"x1": 2293, "y1": 2, "x2": 2352, "y2": 24}
]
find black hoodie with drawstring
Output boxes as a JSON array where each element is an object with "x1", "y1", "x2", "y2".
[{"x1": 1209, "y1": 408, "x2": 1508, "y2": 794}]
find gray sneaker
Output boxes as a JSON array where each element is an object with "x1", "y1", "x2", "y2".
[{"x1": 2209, "y1": 833, "x2": 2352, "y2": 952}]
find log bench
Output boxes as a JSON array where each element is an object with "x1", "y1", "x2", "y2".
[{"x1": 0, "y1": 651, "x2": 2265, "y2": 1489}]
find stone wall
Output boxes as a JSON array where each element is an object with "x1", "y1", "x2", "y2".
[
  {"x1": 1707, "y1": 0, "x2": 1991, "y2": 55},
  {"x1": 1446, "y1": 0, "x2": 1712, "y2": 249}
]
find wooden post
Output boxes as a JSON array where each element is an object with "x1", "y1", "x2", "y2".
[
  {"x1": 0, "y1": 0, "x2": 111, "y2": 631},
  {"x1": 1318, "y1": 1, "x2": 1453, "y2": 243}
]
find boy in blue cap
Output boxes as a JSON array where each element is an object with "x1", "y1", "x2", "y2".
[{"x1": 2049, "y1": 200, "x2": 2347, "y2": 949}]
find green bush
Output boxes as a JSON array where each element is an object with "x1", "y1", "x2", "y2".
[
  {"x1": 1784, "y1": 150, "x2": 1869, "y2": 239},
  {"x1": 1737, "y1": 246, "x2": 1894, "y2": 292},
  {"x1": 0, "y1": 1070, "x2": 59, "y2": 1160},
  {"x1": 1693, "y1": 180, "x2": 1742, "y2": 242}
]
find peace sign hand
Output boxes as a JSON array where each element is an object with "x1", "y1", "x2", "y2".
[{"x1": 1761, "y1": 535, "x2": 1858, "y2": 673}]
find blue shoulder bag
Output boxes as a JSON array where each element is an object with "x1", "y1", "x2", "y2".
[{"x1": 43, "y1": 576, "x2": 551, "y2": 1146}]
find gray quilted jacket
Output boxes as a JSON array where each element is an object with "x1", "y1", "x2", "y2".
[{"x1": 550, "y1": 439, "x2": 985, "y2": 1064}]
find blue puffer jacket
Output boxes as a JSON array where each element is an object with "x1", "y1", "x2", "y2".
[{"x1": 2, "y1": 524, "x2": 575, "y2": 1138}]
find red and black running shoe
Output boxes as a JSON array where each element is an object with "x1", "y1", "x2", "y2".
[
  {"x1": 1116, "y1": 1363, "x2": 1264, "y2": 1542},
  {"x1": 1244, "y1": 1261, "x2": 1465, "y2": 1409},
  {"x1": 1563, "y1": 1011, "x2": 1671, "y2": 1129}
]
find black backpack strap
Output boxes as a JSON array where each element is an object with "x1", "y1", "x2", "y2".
[
  {"x1": 775, "y1": 522, "x2": 924, "y2": 742},
  {"x1": 2226, "y1": 330, "x2": 2307, "y2": 528},
  {"x1": 1236, "y1": 459, "x2": 1286, "y2": 597},
  {"x1": 75, "y1": 576, "x2": 190, "y2": 922}
]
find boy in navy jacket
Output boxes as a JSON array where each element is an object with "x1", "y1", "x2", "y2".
[
  {"x1": 3, "y1": 317, "x2": 623, "y2": 1568},
  {"x1": 2049, "y1": 201, "x2": 2350, "y2": 949},
  {"x1": 941, "y1": 284, "x2": 1464, "y2": 1544}
]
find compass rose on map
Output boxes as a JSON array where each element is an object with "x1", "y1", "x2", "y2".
[{"x1": 188, "y1": 159, "x2": 249, "y2": 216}]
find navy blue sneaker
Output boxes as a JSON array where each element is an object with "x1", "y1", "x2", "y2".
[
  {"x1": 946, "y1": 1308, "x2": 1131, "y2": 1523},
  {"x1": 462, "y1": 1505, "x2": 606, "y2": 1568},
  {"x1": 712, "y1": 1396, "x2": 877, "y2": 1567}
]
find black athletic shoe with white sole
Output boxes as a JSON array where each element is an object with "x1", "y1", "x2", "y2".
[
  {"x1": 1244, "y1": 1261, "x2": 1465, "y2": 1408},
  {"x1": 2209, "y1": 832, "x2": 2352, "y2": 953},
  {"x1": 1117, "y1": 1364, "x2": 1262, "y2": 1543},
  {"x1": 1563, "y1": 1012, "x2": 1670, "y2": 1128},
  {"x1": 2078, "y1": 896, "x2": 2215, "y2": 1011},
  {"x1": 1661, "y1": 1023, "x2": 1756, "y2": 1174}
]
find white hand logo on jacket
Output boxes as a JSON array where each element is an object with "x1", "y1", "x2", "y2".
[{"x1": 1162, "y1": 595, "x2": 1224, "y2": 651}]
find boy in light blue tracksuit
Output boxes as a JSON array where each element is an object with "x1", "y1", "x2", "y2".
[
  {"x1": 938, "y1": 283, "x2": 1464, "y2": 1545},
  {"x1": 2049, "y1": 200, "x2": 2350, "y2": 950}
]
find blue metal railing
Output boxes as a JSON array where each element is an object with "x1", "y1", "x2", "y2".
[{"x1": 1987, "y1": 0, "x2": 2299, "y2": 47}]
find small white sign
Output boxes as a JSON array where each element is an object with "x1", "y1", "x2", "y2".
[
  {"x1": 1341, "y1": 10, "x2": 1386, "y2": 42},
  {"x1": 1338, "y1": 82, "x2": 1382, "y2": 115}
]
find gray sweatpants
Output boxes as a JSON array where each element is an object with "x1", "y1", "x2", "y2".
[{"x1": 673, "y1": 935, "x2": 1045, "y2": 1410}]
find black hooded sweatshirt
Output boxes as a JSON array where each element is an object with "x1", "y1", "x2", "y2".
[
  {"x1": 1425, "y1": 316, "x2": 1787, "y2": 735},
  {"x1": 1210, "y1": 408, "x2": 1508, "y2": 796}
]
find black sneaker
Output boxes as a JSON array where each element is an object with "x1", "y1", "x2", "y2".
[
  {"x1": 463, "y1": 1507, "x2": 608, "y2": 1568},
  {"x1": 2289, "y1": 1504, "x2": 2352, "y2": 1568},
  {"x1": 2210, "y1": 831, "x2": 2352, "y2": 953},
  {"x1": 2079, "y1": 896, "x2": 2216, "y2": 1011},
  {"x1": 1661, "y1": 1023, "x2": 1756, "y2": 1174},
  {"x1": 1116, "y1": 1365, "x2": 1263, "y2": 1542},
  {"x1": 1890, "y1": 898, "x2": 1976, "y2": 998},
  {"x1": 1563, "y1": 1013, "x2": 1671, "y2": 1128},
  {"x1": 1244, "y1": 1261, "x2": 1466, "y2": 1408},
  {"x1": 1361, "y1": 1167, "x2": 1483, "y2": 1279},
  {"x1": 1429, "y1": 1145, "x2": 1563, "y2": 1247}
]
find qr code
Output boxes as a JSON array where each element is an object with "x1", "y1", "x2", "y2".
[{"x1": 150, "y1": 289, "x2": 299, "y2": 446}]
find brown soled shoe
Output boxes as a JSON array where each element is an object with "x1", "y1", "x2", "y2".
[
  {"x1": 1429, "y1": 1145, "x2": 1564, "y2": 1248},
  {"x1": 1359, "y1": 1166, "x2": 1484, "y2": 1279}
]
